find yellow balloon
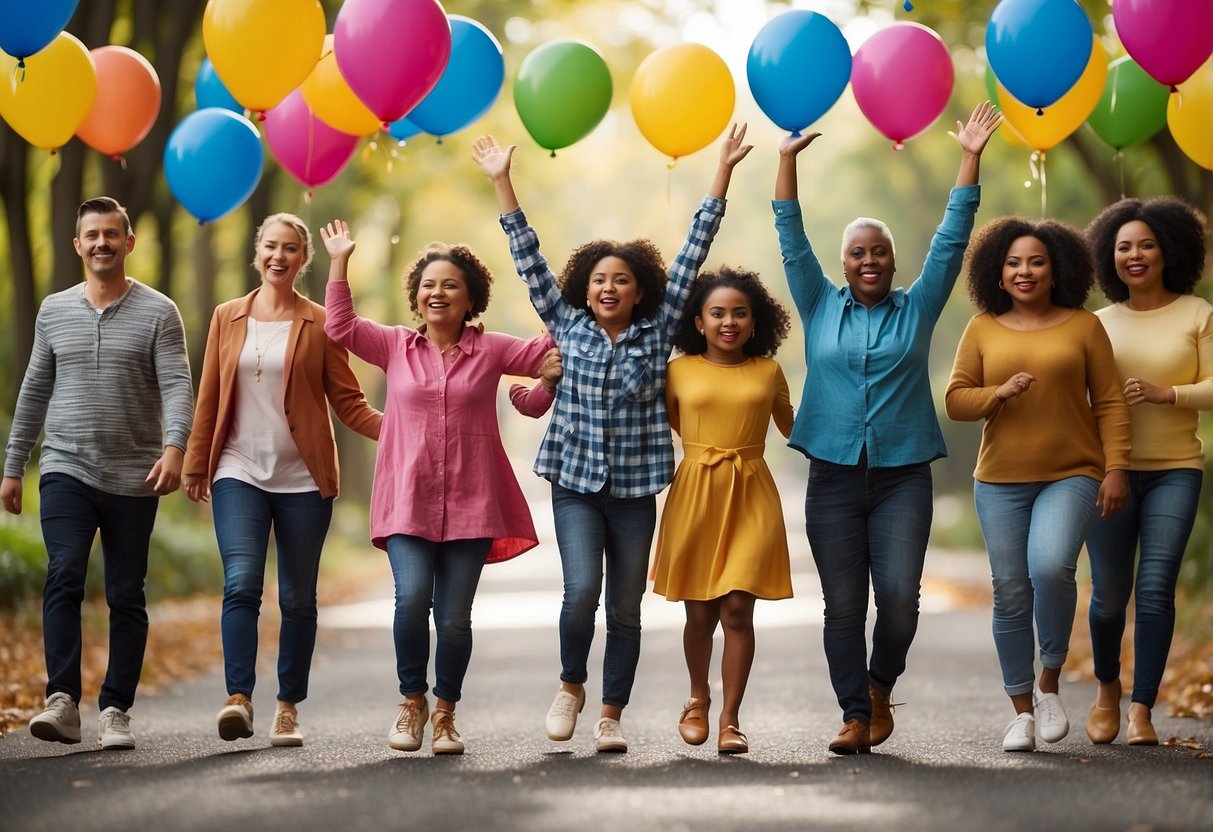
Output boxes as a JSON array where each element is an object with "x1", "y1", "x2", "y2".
[
  {"x1": 630, "y1": 43, "x2": 734, "y2": 160},
  {"x1": 1167, "y1": 56, "x2": 1213, "y2": 170},
  {"x1": 0, "y1": 33, "x2": 96, "y2": 150},
  {"x1": 301, "y1": 36, "x2": 381, "y2": 136},
  {"x1": 997, "y1": 36, "x2": 1107, "y2": 153},
  {"x1": 203, "y1": 0, "x2": 326, "y2": 113}
]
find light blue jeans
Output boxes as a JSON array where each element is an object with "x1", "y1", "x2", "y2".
[{"x1": 974, "y1": 476, "x2": 1100, "y2": 696}]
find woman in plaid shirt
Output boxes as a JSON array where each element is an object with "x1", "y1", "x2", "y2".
[{"x1": 474, "y1": 126, "x2": 751, "y2": 752}]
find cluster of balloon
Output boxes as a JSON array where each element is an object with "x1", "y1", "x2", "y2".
[
  {"x1": 514, "y1": 40, "x2": 612, "y2": 157},
  {"x1": 630, "y1": 43, "x2": 734, "y2": 163}
]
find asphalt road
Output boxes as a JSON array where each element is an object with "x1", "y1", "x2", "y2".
[{"x1": 2, "y1": 526, "x2": 1211, "y2": 832}]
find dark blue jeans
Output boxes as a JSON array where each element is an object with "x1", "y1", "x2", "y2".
[
  {"x1": 551, "y1": 483, "x2": 656, "y2": 709},
  {"x1": 212, "y1": 479, "x2": 333, "y2": 703},
  {"x1": 39, "y1": 473, "x2": 159, "y2": 712},
  {"x1": 384, "y1": 534, "x2": 490, "y2": 703},
  {"x1": 805, "y1": 456, "x2": 933, "y2": 725},
  {"x1": 1086, "y1": 468, "x2": 1202, "y2": 709}
]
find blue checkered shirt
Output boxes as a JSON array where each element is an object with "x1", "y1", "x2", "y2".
[{"x1": 499, "y1": 195, "x2": 726, "y2": 497}]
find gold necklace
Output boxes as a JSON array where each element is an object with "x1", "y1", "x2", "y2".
[{"x1": 252, "y1": 317, "x2": 286, "y2": 383}]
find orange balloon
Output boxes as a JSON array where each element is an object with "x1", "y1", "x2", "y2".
[
  {"x1": 997, "y1": 35, "x2": 1107, "y2": 153},
  {"x1": 75, "y1": 46, "x2": 162, "y2": 157}
]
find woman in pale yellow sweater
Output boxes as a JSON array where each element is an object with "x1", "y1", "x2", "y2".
[
  {"x1": 946, "y1": 218, "x2": 1130, "y2": 753},
  {"x1": 1083, "y1": 198, "x2": 1211, "y2": 747}
]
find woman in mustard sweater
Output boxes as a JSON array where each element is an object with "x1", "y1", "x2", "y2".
[
  {"x1": 946, "y1": 218, "x2": 1130, "y2": 753},
  {"x1": 1083, "y1": 198, "x2": 1211, "y2": 747}
]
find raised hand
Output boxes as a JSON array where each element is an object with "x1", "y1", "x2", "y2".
[
  {"x1": 472, "y1": 135, "x2": 516, "y2": 181},
  {"x1": 952, "y1": 100, "x2": 1002, "y2": 157},
  {"x1": 718, "y1": 122, "x2": 754, "y2": 169},
  {"x1": 321, "y1": 220, "x2": 356, "y2": 262},
  {"x1": 779, "y1": 131, "x2": 822, "y2": 159}
]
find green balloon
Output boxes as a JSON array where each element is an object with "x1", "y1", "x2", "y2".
[
  {"x1": 1086, "y1": 56, "x2": 1170, "y2": 150},
  {"x1": 514, "y1": 40, "x2": 612, "y2": 154}
]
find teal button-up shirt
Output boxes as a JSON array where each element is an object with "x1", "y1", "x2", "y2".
[{"x1": 773, "y1": 185, "x2": 980, "y2": 467}]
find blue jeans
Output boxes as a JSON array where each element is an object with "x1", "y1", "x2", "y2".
[
  {"x1": 1086, "y1": 468, "x2": 1201, "y2": 708},
  {"x1": 39, "y1": 473, "x2": 159, "y2": 712},
  {"x1": 551, "y1": 483, "x2": 656, "y2": 708},
  {"x1": 212, "y1": 479, "x2": 333, "y2": 703},
  {"x1": 384, "y1": 534, "x2": 490, "y2": 703},
  {"x1": 805, "y1": 456, "x2": 933, "y2": 725},
  {"x1": 974, "y1": 476, "x2": 1100, "y2": 696}
]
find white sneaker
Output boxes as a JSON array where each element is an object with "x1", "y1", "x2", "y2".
[
  {"x1": 388, "y1": 698, "x2": 428, "y2": 752},
  {"x1": 270, "y1": 710, "x2": 303, "y2": 747},
  {"x1": 98, "y1": 707, "x2": 135, "y2": 750},
  {"x1": 594, "y1": 717, "x2": 628, "y2": 753},
  {"x1": 29, "y1": 692, "x2": 82, "y2": 744},
  {"x1": 431, "y1": 709, "x2": 465, "y2": 755},
  {"x1": 1003, "y1": 712, "x2": 1036, "y2": 752},
  {"x1": 1033, "y1": 687, "x2": 1069, "y2": 743},
  {"x1": 544, "y1": 688, "x2": 586, "y2": 741},
  {"x1": 217, "y1": 693, "x2": 254, "y2": 741}
]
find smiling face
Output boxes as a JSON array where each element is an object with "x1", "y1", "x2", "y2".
[
  {"x1": 415, "y1": 259, "x2": 473, "y2": 328},
  {"x1": 1114, "y1": 219, "x2": 1165, "y2": 294},
  {"x1": 587, "y1": 255, "x2": 643, "y2": 335},
  {"x1": 842, "y1": 226, "x2": 896, "y2": 308},
  {"x1": 256, "y1": 221, "x2": 306, "y2": 289},
  {"x1": 1001, "y1": 235, "x2": 1054, "y2": 310},
  {"x1": 73, "y1": 211, "x2": 134, "y2": 280},
  {"x1": 695, "y1": 286, "x2": 753, "y2": 364}
]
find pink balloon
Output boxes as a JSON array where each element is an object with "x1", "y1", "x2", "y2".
[
  {"x1": 852, "y1": 23, "x2": 954, "y2": 148},
  {"x1": 1114, "y1": 0, "x2": 1213, "y2": 90},
  {"x1": 333, "y1": 0, "x2": 452, "y2": 124},
  {"x1": 263, "y1": 89, "x2": 361, "y2": 188}
]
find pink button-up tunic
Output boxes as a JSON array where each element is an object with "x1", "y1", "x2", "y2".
[{"x1": 325, "y1": 281, "x2": 550, "y2": 563}]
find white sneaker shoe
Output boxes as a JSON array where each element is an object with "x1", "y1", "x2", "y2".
[
  {"x1": 98, "y1": 707, "x2": 135, "y2": 750},
  {"x1": 388, "y1": 698, "x2": 428, "y2": 752},
  {"x1": 431, "y1": 709, "x2": 465, "y2": 755},
  {"x1": 270, "y1": 709, "x2": 303, "y2": 747},
  {"x1": 1033, "y1": 687, "x2": 1069, "y2": 743},
  {"x1": 544, "y1": 688, "x2": 586, "y2": 741},
  {"x1": 594, "y1": 717, "x2": 628, "y2": 753},
  {"x1": 29, "y1": 692, "x2": 82, "y2": 744},
  {"x1": 1003, "y1": 712, "x2": 1036, "y2": 752},
  {"x1": 217, "y1": 693, "x2": 254, "y2": 741}
]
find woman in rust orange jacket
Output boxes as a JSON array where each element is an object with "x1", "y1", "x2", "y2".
[{"x1": 183, "y1": 212, "x2": 381, "y2": 748}]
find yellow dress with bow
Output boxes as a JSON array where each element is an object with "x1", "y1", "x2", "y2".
[{"x1": 651, "y1": 354, "x2": 795, "y2": 601}]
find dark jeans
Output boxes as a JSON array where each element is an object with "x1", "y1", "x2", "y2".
[
  {"x1": 39, "y1": 473, "x2": 159, "y2": 711},
  {"x1": 1086, "y1": 468, "x2": 1202, "y2": 708},
  {"x1": 384, "y1": 534, "x2": 491, "y2": 703},
  {"x1": 211, "y1": 478, "x2": 333, "y2": 704},
  {"x1": 551, "y1": 483, "x2": 656, "y2": 708},
  {"x1": 806, "y1": 456, "x2": 933, "y2": 724}
]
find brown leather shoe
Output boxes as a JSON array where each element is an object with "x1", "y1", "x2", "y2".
[
  {"x1": 869, "y1": 684, "x2": 897, "y2": 746},
  {"x1": 1086, "y1": 704, "x2": 1120, "y2": 744},
  {"x1": 1126, "y1": 712, "x2": 1158, "y2": 746},
  {"x1": 828, "y1": 719, "x2": 871, "y2": 755},
  {"x1": 678, "y1": 698, "x2": 709, "y2": 746},
  {"x1": 718, "y1": 725, "x2": 748, "y2": 754}
]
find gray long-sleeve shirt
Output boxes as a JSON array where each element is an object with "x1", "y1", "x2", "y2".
[{"x1": 4, "y1": 279, "x2": 194, "y2": 496}]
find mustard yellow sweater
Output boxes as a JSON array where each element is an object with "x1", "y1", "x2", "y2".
[{"x1": 945, "y1": 309, "x2": 1131, "y2": 483}]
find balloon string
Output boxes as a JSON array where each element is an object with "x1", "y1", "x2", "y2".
[
  {"x1": 1027, "y1": 151, "x2": 1048, "y2": 216},
  {"x1": 1115, "y1": 149, "x2": 1125, "y2": 199},
  {"x1": 1039, "y1": 151, "x2": 1047, "y2": 216},
  {"x1": 305, "y1": 113, "x2": 316, "y2": 186}
]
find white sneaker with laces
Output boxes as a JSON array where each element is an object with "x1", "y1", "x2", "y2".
[
  {"x1": 544, "y1": 688, "x2": 586, "y2": 741},
  {"x1": 594, "y1": 717, "x2": 628, "y2": 753},
  {"x1": 270, "y1": 710, "x2": 303, "y2": 747},
  {"x1": 29, "y1": 692, "x2": 82, "y2": 745},
  {"x1": 1003, "y1": 712, "x2": 1036, "y2": 752},
  {"x1": 1033, "y1": 687, "x2": 1069, "y2": 743},
  {"x1": 388, "y1": 698, "x2": 428, "y2": 752},
  {"x1": 98, "y1": 707, "x2": 135, "y2": 750},
  {"x1": 431, "y1": 709, "x2": 465, "y2": 755}
]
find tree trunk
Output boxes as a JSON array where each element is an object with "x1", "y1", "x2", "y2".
[{"x1": 1, "y1": 124, "x2": 36, "y2": 400}]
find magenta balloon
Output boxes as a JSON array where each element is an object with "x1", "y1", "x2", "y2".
[
  {"x1": 1114, "y1": 0, "x2": 1213, "y2": 90},
  {"x1": 263, "y1": 89, "x2": 361, "y2": 188},
  {"x1": 851, "y1": 23, "x2": 954, "y2": 147},
  {"x1": 333, "y1": 0, "x2": 452, "y2": 123}
]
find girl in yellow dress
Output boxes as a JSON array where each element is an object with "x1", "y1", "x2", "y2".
[{"x1": 652, "y1": 267, "x2": 794, "y2": 754}]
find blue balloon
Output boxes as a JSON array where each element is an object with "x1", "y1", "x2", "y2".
[
  {"x1": 405, "y1": 16, "x2": 504, "y2": 137},
  {"x1": 194, "y1": 57, "x2": 243, "y2": 113},
  {"x1": 388, "y1": 117, "x2": 423, "y2": 142},
  {"x1": 986, "y1": 0, "x2": 1092, "y2": 111},
  {"x1": 747, "y1": 10, "x2": 852, "y2": 134},
  {"x1": 0, "y1": 0, "x2": 79, "y2": 61},
  {"x1": 164, "y1": 108, "x2": 263, "y2": 223}
]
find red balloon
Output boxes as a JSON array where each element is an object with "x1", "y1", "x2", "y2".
[
  {"x1": 851, "y1": 23, "x2": 954, "y2": 148},
  {"x1": 75, "y1": 46, "x2": 161, "y2": 157}
]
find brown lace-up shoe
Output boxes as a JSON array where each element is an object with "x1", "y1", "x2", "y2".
[
  {"x1": 869, "y1": 684, "x2": 899, "y2": 746},
  {"x1": 828, "y1": 719, "x2": 871, "y2": 755}
]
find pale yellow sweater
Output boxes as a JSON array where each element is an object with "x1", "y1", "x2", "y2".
[
  {"x1": 946, "y1": 309, "x2": 1131, "y2": 483},
  {"x1": 1096, "y1": 294, "x2": 1213, "y2": 470}
]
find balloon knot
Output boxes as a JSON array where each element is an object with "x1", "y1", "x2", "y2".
[
  {"x1": 790, "y1": 130, "x2": 802, "y2": 138},
  {"x1": 1170, "y1": 85, "x2": 1178, "y2": 93},
  {"x1": 49, "y1": 148, "x2": 58, "y2": 156},
  {"x1": 382, "y1": 122, "x2": 391, "y2": 131},
  {"x1": 903, "y1": 0, "x2": 913, "y2": 9},
  {"x1": 16, "y1": 58, "x2": 25, "y2": 69},
  {"x1": 1035, "y1": 108, "x2": 1044, "y2": 116},
  {"x1": 893, "y1": 141, "x2": 905, "y2": 151},
  {"x1": 549, "y1": 150, "x2": 556, "y2": 158},
  {"x1": 667, "y1": 158, "x2": 678, "y2": 171},
  {"x1": 256, "y1": 111, "x2": 266, "y2": 122},
  {"x1": 305, "y1": 190, "x2": 314, "y2": 203}
]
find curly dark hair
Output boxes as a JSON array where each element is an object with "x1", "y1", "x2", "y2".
[
  {"x1": 559, "y1": 239, "x2": 668, "y2": 320},
  {"x1": 404, "y1": 243, "x2": 493, "y2": 322},
  {"x1": 1085, "y1": 197, "x2": 1208, "y2": 303},
  {"x1": 965, "y1": 217, "x2": 1093, "y2": 314},
  {"x1": 671, "y1": 266, "x2": 791, "y2": 358}
]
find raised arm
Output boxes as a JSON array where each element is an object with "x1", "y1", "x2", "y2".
[
  {"x1": 708, "y1": 122, "x2": 753, "y2": 199},
  {"x1": 320, "y1": 220, "x2": 395, "y2": 368},
  {"x1": 951, "y1": 100, "x2": 1002, "y2": 188},
  {"x1": 472, "y1": 135, "x2": 520, "y2": 214},
  {"x1": 772, "y1": 132, "x2": 829, "y2": 319},
  {"x1": 775, "y1": 132, "x2": 821, "y2": 201}
]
